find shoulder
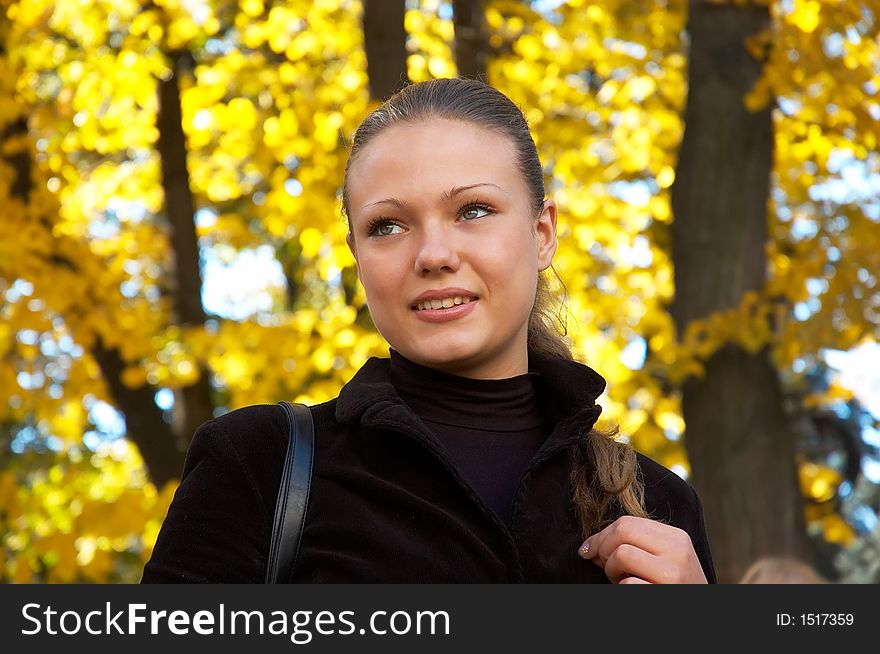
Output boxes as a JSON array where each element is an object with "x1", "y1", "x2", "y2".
[
  {"x1": 186, "y1": 404, "x2": 288, "y2": 470},
  {"x1": 181, "y1": 400, "x2": 340, "y2": 512},
  {"x1": 183, "y1": 399, "x2": 341, "y2": 480},
  {"x1": 189, "y1": 397, "x2": 337, "y2": 456}
]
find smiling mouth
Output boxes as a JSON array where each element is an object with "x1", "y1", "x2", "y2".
[{"x1": 411, "y1": 296, "x2": 479, "y2": 311}]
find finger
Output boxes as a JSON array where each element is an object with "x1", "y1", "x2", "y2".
[
  {"x1": 619, "y1": 576, "x2": 652, "y2": 585},
  {"x1": 578, "y1": 538, "x2": 595, "y2": 560},
  {"x1": 605, "y1": 542, "x2": 699, "y2": 584},
  {"x1": 581, "y1": 516, "x2": 691, "y2": 566},
  {"x1": 603, "y1": 543, "x2": 665, "y2": 584}
]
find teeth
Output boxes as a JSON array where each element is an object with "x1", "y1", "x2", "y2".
[{"x1": 415, "y1": 296, "x2": 476, "y2": 311}]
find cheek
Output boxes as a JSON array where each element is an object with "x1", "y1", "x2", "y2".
[
  {"x1": 479, "y1": 241, "x2": 538, "y2": 307},
  {"x1": 357, "y1": 254, "x2": 403, "y2": 303},
  {"x1": 489, "y1": 221, "x2": 537, "y2": 254},
  {"x1": 480, "y1": 231, "x2": 536, "y2": 279}
]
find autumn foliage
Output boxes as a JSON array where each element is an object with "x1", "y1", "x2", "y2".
[{"x1": 1, "y1": 0, "x2": 877, "y2": 582}]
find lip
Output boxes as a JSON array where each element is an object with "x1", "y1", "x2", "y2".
[
  {"x1": 412, "y1": 298, "x2": 478, "y2": 323},
  {"x1": 410, "y1": 287, "x2": 479, "y2": 307}
]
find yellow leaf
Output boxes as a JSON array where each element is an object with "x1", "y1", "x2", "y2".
[
  {"x1": 799, "y1": 462, "x2": 840, "y2": 503},
  {"x1": 12, "y1": 557, "x2": 34, "y2": 584},
  {"x1": 241, "y1": 0, "x2": 264, "y2": 17},
  {"x1": 820, "y1": 514, "x2": 855, "y2": 546},
  {"x1": 121, "y1": 365, "x2": 148, "y2": 389},
  {"x1": 790, "y1": 0, "x2": 820, "y2": 33},
  {"x1": 299, "y1": 227, "x2": 323, "y2": 259}
]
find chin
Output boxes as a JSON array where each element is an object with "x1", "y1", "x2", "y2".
[{"x1": 402, "y1": 340, "x2": 482, "y2": 370}]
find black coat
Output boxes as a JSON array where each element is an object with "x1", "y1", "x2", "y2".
[{"x1": 141, "y1": 351, "x2": 717, "y2": 583}]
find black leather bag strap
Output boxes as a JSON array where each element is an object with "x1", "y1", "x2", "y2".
[{"x1": 264, "y1": 401, "x2": 315, "y2": 584}]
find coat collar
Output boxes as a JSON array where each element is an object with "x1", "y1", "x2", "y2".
[
  {"x1": 336, "y1": 349, "x2": 607, "y2": 431},
  {"x1": 335, "y1": 350, "x2": 607, "y2": 545}
]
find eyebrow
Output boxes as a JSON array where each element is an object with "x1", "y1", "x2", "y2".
[{"x1": 360, "y1": 183, "x2": 510, "y2": 211}]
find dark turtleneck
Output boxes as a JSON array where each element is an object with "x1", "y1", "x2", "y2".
[{"x1": 388, "y1": 349, "x2": 550, "y2": 526}]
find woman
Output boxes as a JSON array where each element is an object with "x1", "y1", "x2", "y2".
[{"x1": 142, "y1": 78, "x2": 716, "y2": 584}]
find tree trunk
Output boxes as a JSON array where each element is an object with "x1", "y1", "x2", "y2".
[
  {"x1": 92, "y1": 344, "x2": 186, "y2": 486},
  {"x1": 670, "y1": 0, "x2": 810, "y2": 583},
  {"x1": 156, "y1": 50, "x2": 215, "y2": 451},
  {"x1": 452, "y1": 0, "x2": 488, "y2": 80},
  {"x1": 362, "y1": 0, "x2": 410, "y2": 101}
]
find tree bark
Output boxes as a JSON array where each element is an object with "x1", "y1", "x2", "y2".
[
  {"x1": 362, "y1": 0, "x2": 410, "y2": 101},
  {"x1": 92, "y1": 344, "x2": 186, "y2": 486},
  {"x1": 156, "y1": 50, "x2": 215, "y2": 451},
  {"x1": 670, "y1": 0, "x2": 810, "y2": 583},
  {"x1": 452, "y1": 0, "x2": 488, "y2": 80}
]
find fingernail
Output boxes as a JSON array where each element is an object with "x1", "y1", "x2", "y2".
[{"x1": 578, "y1": 540, "x2": 590, "y2": 558}]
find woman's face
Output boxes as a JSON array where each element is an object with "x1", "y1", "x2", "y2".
[{"x1": 345, "y1": 118, "x2": 557, "y2": 379}]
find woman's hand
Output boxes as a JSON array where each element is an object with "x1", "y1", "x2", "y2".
[{"x1": 578, "y1": 515, "x2": 708, "y2": 584}]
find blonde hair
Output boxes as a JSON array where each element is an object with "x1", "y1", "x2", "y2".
[
  {"x1": 532, "y1": 270, "x2": 648, "y2": 537},
  {"x1": 739, "y1": 557, "x2": 830, "y2": 584}
]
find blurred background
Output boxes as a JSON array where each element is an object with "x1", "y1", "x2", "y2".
[{"x1": 0, "y1": 0, "x2": 878, "y2": 584}]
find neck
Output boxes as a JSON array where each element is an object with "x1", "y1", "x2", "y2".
[
  {"x1": 388, "y1": 349, "x2": 544, "y2": 431},
  {"x1": 389, "y1": 346, "x2": 528, "y2": 380}
]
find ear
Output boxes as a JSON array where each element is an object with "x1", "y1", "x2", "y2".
[
  {"x1": 535, "y1": 199, "x2": 558, "y2": 272},
  {"x1": 346, "y1": 231, "x2": 361, "y2": 282}
]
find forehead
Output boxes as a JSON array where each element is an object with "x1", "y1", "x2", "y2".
[{"x1": 346, "y1": 118, "x2": 523, "y2": 208}]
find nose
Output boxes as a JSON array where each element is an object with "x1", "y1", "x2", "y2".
[{"x1": 413, "y1": 224, "x2": 460, "y2": 275}]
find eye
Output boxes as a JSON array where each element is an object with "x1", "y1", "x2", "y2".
[
  {"x1": 367, "y1": 218, "x2": 403, "y2": 237},
  {"x1": 459, "y1": 202, "x2": 493, "y2": 221}
]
